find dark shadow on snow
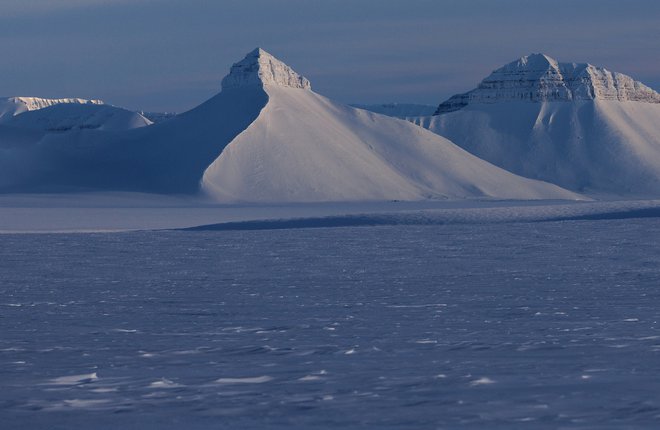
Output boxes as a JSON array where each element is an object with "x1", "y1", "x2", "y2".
[
  {"x1": 181, "y1": 215, "x2": 400, "y2": 231},
  {"x1": 542, "y1": 207, "x2": 660, "y2": 222},
  {"x1": 179, "y1": 207, "x2": 660, "y2": 232}
]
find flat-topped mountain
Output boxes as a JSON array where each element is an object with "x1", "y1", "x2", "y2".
[
  {"x1": 435, "y1": 53, "x2": 660, "y2": 114},
  {"x1": 413, "y1": 54, "x2": 660, "y2": 196}
]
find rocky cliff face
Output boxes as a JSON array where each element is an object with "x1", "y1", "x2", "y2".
[
  {"x1": 220, "y1": 48, "x2": 311, "y2": 90},
  {"x1": 435, "y1": 54, "x2": 660, "y2": 114}
]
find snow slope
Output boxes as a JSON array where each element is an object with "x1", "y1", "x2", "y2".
[
  {"x1": 350, "y1": 103, "x2": 436, "y2": 119},
  {"x1": 0, "y1": 97, "x2": 104, "y2": 122},
  {"x1": 5, "y1": 103, "x2": 151, "y2": 132},
  {"x1": 0, "y1": 85, "x2": 266, "y2": 193},
  {"x1": 201, "y1": 49, "x2": 580, "y2": 202},
  {"x1": 415, "y1": 54, "x2": 660, "y2": 196},
  {"x1": 0, "y1": 48, "x2": 580, "y2": 201}
]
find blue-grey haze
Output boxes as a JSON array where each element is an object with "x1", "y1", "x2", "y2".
[{"x1": 0, "y1": 0, "x2": 657, "y2": 112}]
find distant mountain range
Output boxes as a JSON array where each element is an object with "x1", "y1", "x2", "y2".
[
  {"x1": 0, "y1": 50, "x2": 658, "y2": 200},
  {"x1": 0, "y1": 48, "x2": 578, "y2": 201}
]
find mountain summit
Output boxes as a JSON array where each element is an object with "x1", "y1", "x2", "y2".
[
  {"x1": 414, "y1": 54, "x2": 660, "y2": 196},
  {"x1": 220, "y1": 48, "x2": 312, "y2": 90},
  {"x1": 435, "y1": 53, "x2": 660, "y2": 114}
]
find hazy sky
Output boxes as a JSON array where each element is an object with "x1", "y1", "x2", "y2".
[{"x1": 0, "y1": 0, "x2": 658, "y2": 112}]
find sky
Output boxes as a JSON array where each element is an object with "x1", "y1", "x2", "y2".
[{"x1": 0, "y1": 0, "x2": 658, "y2": 112}]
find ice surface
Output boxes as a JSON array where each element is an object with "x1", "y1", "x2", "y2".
[{"x1": 3, "y1": 219, "x2": 660, "y2": 428}]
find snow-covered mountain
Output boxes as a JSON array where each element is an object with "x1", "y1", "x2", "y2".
[
  {"x1": 5, "y1": 103, "x2": 151, "y2": 132},
  {"x1": 0, "y1": 97, "x2": 104, "y2": 122},
  {"x1": 350, "y1": 103, "x2": 436, "y2": 119},
  {"x1": 200, "y1": 49, "x2": 579, "y2": 202},
  {"x1": 434, "y1": 53, "x2": 660, "y2": 114},
  {"x1": 0, "y1": 48, "x2": 580, "y2": 201},
  {"x1": 413, "y1": 54, "x2": 660, "y2": 196}
]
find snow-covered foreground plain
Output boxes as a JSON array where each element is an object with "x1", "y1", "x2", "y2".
[
  {"x1": 3, "y1": 219, "x2": 660, "y2": 429},
  {"x1": 2, "y1": 193, "x2": 660, "y2": 233}
]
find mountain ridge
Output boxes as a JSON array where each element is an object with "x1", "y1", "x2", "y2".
[
  {"x1": 0, "y1": 96, "x2": 105, "y2": 122},
  {"x1": 435, "y1": 53, "x2": 660, "y2": 114},
  {"x1": 0, "y1": 48, "x2": 581, "y2": 202}
]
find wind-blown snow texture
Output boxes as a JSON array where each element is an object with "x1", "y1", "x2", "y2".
[
  {"x1": 0, "y1": 48, "x2": 578, "y2": 202},
  {"x1": 3, "y1": 220, "x2": 660, "y2": 429},
  {"x1": 414, "y1": 54, "x2": 660, "y2": 196}
]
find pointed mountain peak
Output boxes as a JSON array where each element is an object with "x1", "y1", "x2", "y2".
[{"x1": 221, "y1": 48, "x2": 312, "y2": 90}]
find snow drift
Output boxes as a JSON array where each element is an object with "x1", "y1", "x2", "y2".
[
  {"x1": 414, "y1": 54, "x2": 660, "y2": 196},
  {"x1": 0, "y1": 49, "x2": 580, "y2": 201}
]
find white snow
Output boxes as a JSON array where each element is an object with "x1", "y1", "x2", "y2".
[
  {"x1": 417, "y1": 100, "x2": 660, "y2": 196},
  {"x1": 201, "y1": 49, "x2": 580, "y2": 202},
  {"x1": 470, "y1": 377, "x2": 496, "y2": 386},
  {"x1": 5, "y1": 215, "x2": 660, "y2": 427},
  {"x1": 214, "y1": 376, "x2": 273, "y2": 384},
  {"x1": 350, "y1": 103, "x2": 436, "y2": 119},
  {"x1": 435, "y1": 53, "x2": 660, "y2": 113},
  {"x1": 5, "y1": 103, "x2": 151, "y2": 132},
  {"x1": 0, "y1": 97, "x2": 104, "y2": 122},
  {"x1": 3, "y1": 192, "x2": 660, "y2": 233},
  {"x1": 48, "y1": 373, "x2": 98, "y2": 386},
  {"x1": 416, "y1": 54, "x2": 660, "y2": 196},
  {"x1": 0, "y1": 48, "x2": 579, "y2": 202},
  {"x1": 220, "y1": 47, "x2": 311, "y2": 90},
  {"x1": 149, "y1": 379, "x2": 183, "y2": 389}
]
